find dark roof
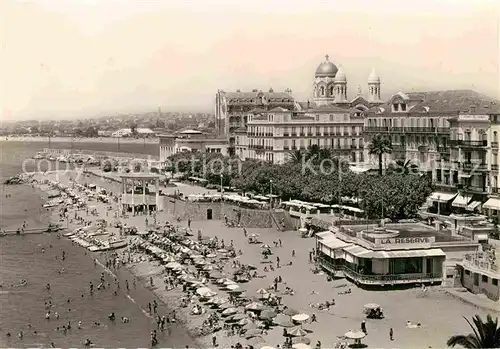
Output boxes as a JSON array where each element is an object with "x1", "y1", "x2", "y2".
[{"x1": 367, "y1": 89, "x2": 500, "y2": 116}]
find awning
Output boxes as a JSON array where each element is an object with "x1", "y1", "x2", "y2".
[
  {"x1": 316, "y1": 231, "x2": 333, "y2": 239},
  {"x1": 483, "y1": 198, "x2": 500, "y2": 210},
  {"x1": 320, "y1": 237, "x2": 351, "y2": 250},
  {"x1": 466, "y1": 201, "x2": 481, "y2": 211},
  {"x1": 429, "y1": 192, "x2": 457, "y2": 203},
  {"x1": 343, "y1": 245, "x2": 381, "y2": 258},
  {"x1": 459, "y1": 174, "x2": 472, "y2": 178},
  {"x1": 379, "y1": 249, "x2": 446, "y2": 258},
  {"x1": 452, "y1": 194, "x2": 472, "y2": 208}
]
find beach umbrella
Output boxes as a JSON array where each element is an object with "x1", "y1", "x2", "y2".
[
  {"x1": 196, "y1": 287, "x2": 215, "y2": 297},
  {"x1": 261, "y1": 244, "x2": 271, "y2": 249},
  {"x1": 273, "y1": 314, "x2": 294, "y2": 327},
  {"x1": 344, "y1": 330, "x2": 366, "y2": 340},
  {"x1": 206, "y1": 253, "x2": 217, "y2": 258},
  {"x1": 217, "y1": 249, "x2": 228, "y2": 253},
  {"x1": 364, "y1": 303, "x2": 380, "y2": 310},
  {"x1": 202, "y1": 264, "x2": 213, "y2": 271},
  {"x1": 245, "y1": 329, "x2": 263, "y2": 338},
  {"x1": 223, "y1": 279, "x2": 236, "y2": 285},
  {"x1": 222, "y1": 307, "x2": 238, "y2": 316},
  {"x1": 246, "y1": 336, "x2": 264, "y2": 346},
  {"x1": 260, "y1": 310, "x2": 277, "y2": 320},
  {"x1": 245, "y1": 302, "x2": 266, "y2": 311},
  {"x1": 292, "y1": 314, "x2": 310, "y2": 322},
  {"x1": 243, "y1": 322, "x2": 258, "y2": 331},
  {"x1": 231, "y1": 313, "x2": 248, "y2": 321},
  {"x1": 165, "y1": 262, "x2": 182, "y2": 269},
  {"x1": 256, "y1": 288, "x2": 269, "y2": 295},
  {"x1": 226, "y1": 284, "x2": 240, "y2": 291},
  {"x1": 291, "y1": 337, "x2": 311, "y2": 345},
  {"x1": 209, "y1": 271, "x2": 224, "y2": 279},
  {"x1": 288, "y1": 327, "x2": 308, "y2": 337},
  {"x1": 208, "y1": 297, "x2": 229, "y2": 305},
  {"x1": 283, "y1": 308, "x2": 299, "y2": 316},
  {"x1": 218, "y1": 302, "x2": 235, "y2": 310},
  {"x1": 238, "y1": 318, "x2": 253, "y2": 326},
  {"x1": 292, "y1": 343, "x2": 312, "y2": 349},
  {"x1": 195, "y1": 259, "x2": 206, "y2": 265},
  {"x1": 260, "y1": 346, "x2": 276, "y2": 349}
]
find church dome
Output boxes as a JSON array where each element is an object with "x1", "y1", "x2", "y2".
[
  {"x1": 368, "y1": 68, "x2": 380, "y2": 83},
  {"x1": 315, "y1": 55, "x2": 338, "y2": 78},
  {"x1": 334, "y1": 67, "x2": 347, "y2": 82}
]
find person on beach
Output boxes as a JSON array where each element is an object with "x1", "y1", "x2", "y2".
[{"x1": 389, "y1": 327, "x2": 394, "y2": 341}]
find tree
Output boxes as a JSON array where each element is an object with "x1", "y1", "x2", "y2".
[
  {"x1": 388, "y1": 159, "x2": 419, "y2": 175},
  {"x1": 287, "y1": 149, "x2": 304, "y2": 164},
  {"x1": 369, "y1": 133, "x2": 393, "y2": 175},
  {"x1": 130, "y1": 123, "x2": 138, "y2": 137},
  {"x1": 447, "y1": 315, "x2": 500, "y2": 348}
]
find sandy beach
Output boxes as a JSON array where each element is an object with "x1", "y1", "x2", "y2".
[{"x1": 29, "y1": 169, "x2": 495, "y2": 349}]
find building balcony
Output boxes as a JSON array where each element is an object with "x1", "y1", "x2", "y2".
[
  {"x1": 492, "y1": 164, "x2": 499, "y2": 171},
  {"x1": 461, "y1": 162, "x2": 489, "y2": 171},
  {"x1": 248, "y1": 144, "x2": 265, "y2": 150},
  {"x1": 283, "y1": 146, "x2": 289, "y2": 150},
  {"x1": 492, "y1": 141, "x2": 499, "y2": 149},
  {"x1": 364, "y1": 126, "x2": 450, "y2": 134},
  {"x1": 299, "y1": 133, "x2": 305, "y2": 136},
  {"x1": 449, "y1": 140, "x2": 488, "y2": 148},
  {"x1": 317, "y1": 258, "x2": 442, "y2": 285},
  {"x1": 467, "y1": 186, "x2": 488, "y2": 194},
  {"x1": 350, "y1": 145, "x2": 357, "y2": 149},
  {"x1": 437, "y1": 146, "x2": 449, "y2": 153},
  {"x1": 265, "y1": 133, "x2": 273, "y2": 137},
  {"x1": 492, "y1": 187, "x2": 500, "y2": 194},
  {"x1": 283, "y1": 133, "x2": 289, "y2": 136}
]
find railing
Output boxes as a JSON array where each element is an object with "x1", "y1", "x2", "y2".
[
  {"x1": 492, "y1": 164, "x2": 499, "y2": 171},
  {"x1": 492, "y1": 142, "x2": 499, "y2": 149},
  {"x1": 283, "y1": 133, "x2": 289, "y2": 137},
  {"x1": 449, "y1": 140, "x2": 488, "y2": 147},
  {"x1": 461, "y1": 162, "x2": 488, "y2": 171},
  {"x1": 437, "y1": 146, "x2": 449, "y2": 153},
  {"x1": 342, "y1": 267, "x2": 442, "y2": 283},
  {"x1": 467, "y1": 186, "x2": 488, "y2": 193}
]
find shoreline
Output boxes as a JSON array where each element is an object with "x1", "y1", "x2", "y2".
[
  {"x1": 0, "y1": 136, "x2": 159, "y2": 145},
  {"x1": 3, "y1": 172, "x2": 201, "y2": 348},
  {"x1": 7, "y1": 169, "x2": 498, "y2": 348}
]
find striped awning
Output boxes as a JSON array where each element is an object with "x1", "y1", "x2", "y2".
[
  {"x1": 452, "y1": 194, "x2": 472, "y2": 208},
  {"x1": 466, "y1": 201, "x2": 482, "y2": 211},
  {"x1": 483, "y1": 198, "x2": 500, "y2": 210},
  {"x1": 429, "y1": 192, "x2": 457, "y2": 203},
  {"x1": 379, "y1": 249, "x2": 446, "y2": 258}
]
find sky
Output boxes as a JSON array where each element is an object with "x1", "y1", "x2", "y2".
[{"x1": 1, "y1": 0, "x2": 499, "y2": 120}]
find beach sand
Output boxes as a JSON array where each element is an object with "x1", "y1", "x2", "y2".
[{"x1": 34, "y1": 169, "x2": 495, "y2": 349}]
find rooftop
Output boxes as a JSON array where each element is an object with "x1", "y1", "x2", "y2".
[
  {"x1": 340, "y1": 222, "x2": 469, "y2": 243},
  {"x1": 367, "y1": 89, "x2": 500, "y2": 116}
]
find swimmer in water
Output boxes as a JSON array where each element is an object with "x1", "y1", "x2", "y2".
[{"x1": 46, "y1": 283, "x2": 51, "y2": 290}]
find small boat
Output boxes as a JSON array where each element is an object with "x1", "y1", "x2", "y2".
[{"x1": 33, "y1": 152, "x2": 44, "y2": 159}]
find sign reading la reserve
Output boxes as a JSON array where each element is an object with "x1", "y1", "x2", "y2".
[{"x1": 376, "y1": 237, "x2": 435, "y2": 245}]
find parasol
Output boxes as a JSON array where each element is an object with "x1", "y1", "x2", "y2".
[
  {"x1": 288, "y1": 327, "x2": 308, "y2": 337},
  {"x1": 226, "y1": 284, "x2": 240, "y2": 291},
  {"x1": 165, "y1": 262, "x2": 182, "y2": 269},
  {"x1": 292, "y1": 344, "x2": 312, "y2": 349},
  {"x1": 283, "y1": 308, "x2": 299, "y2": 316},
  {"x1": 260, "y1": 310, "x2": 277, "y2": 320},
  {"x1": 273, "y1": 314, "x2": 294, "y2": 327},
  {"x1": 221, "y1": 307, "x2": 238, "y2": 316},
  {"x1": 231, "y1": 313, "x2": 248, "y2": 321},
  {"x1": 364, "y1": 303, "x2": 380, "y2": 310},
  {"x1": 256, "y1": 288, "x2": 269, "y2": 295},
  {"x1": 245, "y1": 329, "x2": 263, "y2": 338},
  {"x1": 292, "y1": 314, "x2": 310, "y2": 322},
  {"x1": 291, "y1": 337, "x2": 311, "y2": 345},
  {"x1": 344, "y1": 330, "x2": 366, "y2": 340},
  {"x1": 245, "y1": 302, "x2": 266, "y2": 311}
]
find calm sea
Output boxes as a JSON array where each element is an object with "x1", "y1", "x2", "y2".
[{"x1": 0, "y1": 141, "x2": 196, "y2": 348}]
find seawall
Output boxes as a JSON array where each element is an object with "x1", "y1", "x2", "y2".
[{"x1": 165, "y1": 198, "x2": 273, "y2": 228}]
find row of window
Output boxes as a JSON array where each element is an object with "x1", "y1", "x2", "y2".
[
  {"x1": 247, "y1": 126, "x2": 361, "y2": 136},
  {"x1": 464, "y1": 269, "x2": 498, "y2": 286},
  {"x1": 246, "y1": 138, "x2": 364, "y2": 149},
  {"x1": 366, "y1": 117, "x2": 449, "y2": 128}
]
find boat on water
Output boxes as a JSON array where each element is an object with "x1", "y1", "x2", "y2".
[
  {"x1": 45, "y1": 223, "x2": 63, "y2": 233},
  {"x1": 88, "y1": 238, "x2": 128, "y2": 252}
]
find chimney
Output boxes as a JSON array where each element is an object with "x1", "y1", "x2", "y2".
[{"x1": 307, "y1": 100, "x2": 310, "y2": 108}]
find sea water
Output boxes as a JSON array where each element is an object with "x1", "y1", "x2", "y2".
[{"x1": 0, "y1": 141, "x2": 196, "y2": 347}]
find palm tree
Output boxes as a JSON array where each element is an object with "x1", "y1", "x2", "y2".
[
  {"x1": 305, "y1": 144, "x2": 321, "y2": 161},
  {"x1": 447, "y1": 314, "x2": 500, "y2": 348},
  {"x1": 368, "y1": 134, "x2": 393, "y2": 175},
  {"x1": 287, "y1": 149, "x2": 304, "y2": 164},
  {"x1": 389, "y1": 159, "x2": 419, "y2": 175}
]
